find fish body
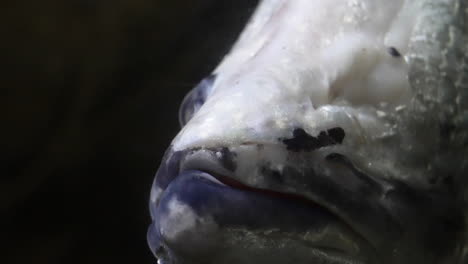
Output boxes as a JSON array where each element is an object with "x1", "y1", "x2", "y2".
[{"x1": 148, "y1": 0, "x2": 468, "y2": 263}]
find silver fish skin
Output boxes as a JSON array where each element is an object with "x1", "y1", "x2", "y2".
[{"x1": 148, "y1": 0, "x2": 468, "y2": 263}]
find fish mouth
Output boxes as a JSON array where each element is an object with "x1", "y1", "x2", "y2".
[
  {"x1": 207, "y1": 170, "x2": 325, "y2": 207},
  {"x1": 149, "y1": 145, "x2": 382, "y2": 264}
]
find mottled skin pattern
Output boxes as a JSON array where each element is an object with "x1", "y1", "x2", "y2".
[{"x1": 149, "y1": 0, "x2": 468, "y2": 263}]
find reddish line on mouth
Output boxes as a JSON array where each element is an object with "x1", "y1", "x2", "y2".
[
  {"x1": 209, "y1": 172, "x2": 323, "y2": 209},
  {"x1": 197, "y1": 169, "x2": 376, "y2": 257}
]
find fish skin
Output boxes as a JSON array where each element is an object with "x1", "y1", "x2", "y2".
[{"x1": 149, "y1": 0, "x2": 468, "y2": 263}]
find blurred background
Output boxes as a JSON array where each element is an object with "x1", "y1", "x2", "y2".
[{"x1": 1, "y1": 1, "x2": 259, "y2": 263}]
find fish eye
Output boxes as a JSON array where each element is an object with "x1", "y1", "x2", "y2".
[{"x1": 178, "y1": 74, "x2": 216, "y2": 127}]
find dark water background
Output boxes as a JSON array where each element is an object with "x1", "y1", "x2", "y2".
[{"x1": 1, "y1": 1, "x2": 259, "y2": 263}]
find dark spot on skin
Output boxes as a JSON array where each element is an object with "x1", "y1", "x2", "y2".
[
  {"x1": 327, "y1": 127, "x2": 345, "y2": 144},
  {"x1": 387, "y1": 46, "x2": 401, "y2": 57},
  {"x1": 281, "y1": 127, "x2": 346, "y2": 152},
  {"x1": 260, "y1": 164, "x2": 284, "y2": 184},
  {"x1": 325, "y1": 152, "x2": 346, "y2": 162},
  {"x1": 317, "y1": 131, "x2": 335, "y2": 146},
  {"x1": 218, "y1": 147, "x2": 237, "y2": 172}
]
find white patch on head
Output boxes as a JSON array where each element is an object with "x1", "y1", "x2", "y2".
[
  {"x1": 150, "y1": 186, "x2": 164, "y2": 219},
  {"x1": 150, "y1": 186, "x2": 163, "y2": 204},
  {"x1": 160, "y1": 198, "x2": 198, "y2": 241},
  {"x1": 172, "y1": 0, "x2": 418, "y2": 151},
  {"x1": 159, "y1": 197, "x2": 218, "y2": 243}
]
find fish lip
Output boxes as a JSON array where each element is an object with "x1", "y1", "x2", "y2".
[
  {"x1": 154, "y1": 168, "x2": 378, "y2": 263},
  {"x1": 200, "y1": 169, "x2": 329, "y2": 211},
  {"x1": 174, "y1": 144, "x2": 340, "y2": 212},
  {"x1": 171, "y1": 145, "x2": 381, "y2": 259},
  {"x1": 151, "y1": 144, "x2": 391, "y2": 260},
  {"x1": 187, "y1": 168, "x2": 376, "y2": 243}
]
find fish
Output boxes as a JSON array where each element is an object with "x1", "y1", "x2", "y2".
[{"x1": 147, "y1": 0, "x2": 468, "y2": 263}]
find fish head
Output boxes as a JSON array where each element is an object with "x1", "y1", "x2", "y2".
[{"x1": 148, "y1": 0, "x2": 467, "y2": 263}]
